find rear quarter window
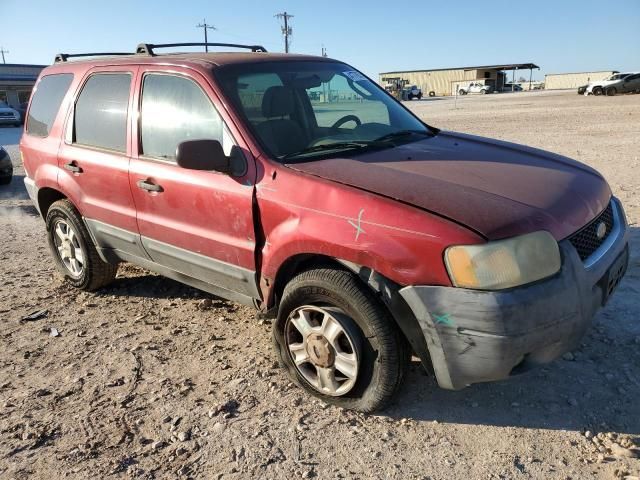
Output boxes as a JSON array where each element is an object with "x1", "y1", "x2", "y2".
[{"x1": 26, "y1": 73, "x2": 74, "y2": 137}]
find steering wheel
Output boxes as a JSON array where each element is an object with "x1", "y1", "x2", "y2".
[{"x1": 330, "y1": 115, "x2": 362, "y2": 130}]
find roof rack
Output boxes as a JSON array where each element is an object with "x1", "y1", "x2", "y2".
[
  {"x1": 54, "y1": 52, "x2": 134, "y2": 63},
  {"x1": 136, "y1": 42, "x2": 268, "y2": 56}
]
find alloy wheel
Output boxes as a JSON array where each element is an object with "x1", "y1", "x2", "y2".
[
  {"x1": 285, "y1": 305, "x2": 361, "y2": 396},
  {"x1": 52, "y1": 219, "x2": 85, "y2": 277}
]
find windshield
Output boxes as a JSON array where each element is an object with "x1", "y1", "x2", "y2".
[
  {"x1": 608, "y1": 74, "x2": 629, "y2": 81},
  {"x1": 215, "y1": 61, "x2": 431, "y2": 161}
]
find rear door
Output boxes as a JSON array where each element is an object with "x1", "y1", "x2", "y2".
[
  {"x1": 58, "y1": 66, "x2": 148, "y2": 260},
  {"x1": 129, "y1": 66, "x2": 259, "y2": 302}
]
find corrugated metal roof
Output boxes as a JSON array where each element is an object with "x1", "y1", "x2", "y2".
[
  {"x1": 0, "y1": 63, "x2": 47, "y2": 69},
  {"x1": 0, "y1": 74, "x2": 39, "y2": 82},
  {"x1": 380, "y1": 63, "x2": 540, "y2": 75}
]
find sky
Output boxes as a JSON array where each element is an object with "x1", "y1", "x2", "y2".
[{"x1": 1, "y1": 0, "x2": 639, "y2": 80}]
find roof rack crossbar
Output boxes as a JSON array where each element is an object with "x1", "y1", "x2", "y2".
[
  {"x1": 54, "y1": 52, "x2": 134, "y2": 63},
  {"x1": 136, "y1": 42, "x2": 268, "y2": 56}
]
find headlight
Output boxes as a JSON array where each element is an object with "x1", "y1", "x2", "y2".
[{"x1": 445, "y1": 231, "x2": 561, "y2": 290}]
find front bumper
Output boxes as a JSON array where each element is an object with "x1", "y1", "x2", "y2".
[{"x1": 400, "y1": 198, "x2": 629, "y2": 390}]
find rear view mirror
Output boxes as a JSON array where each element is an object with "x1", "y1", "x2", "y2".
[{"x1": 176, "y1": 139, "x2": 246, "y2": 176}]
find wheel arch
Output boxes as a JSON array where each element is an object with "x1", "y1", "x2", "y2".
[
  {"x1": 269, "y1": 252, "x2": 433, "y2": 372},
  {"x1": 37, "y1": 187, "x2": 67, "y2": 219}
]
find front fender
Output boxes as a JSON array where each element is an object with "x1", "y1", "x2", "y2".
[{"x1": 256, "y1": 165, "x2": 482, "y2": 297}]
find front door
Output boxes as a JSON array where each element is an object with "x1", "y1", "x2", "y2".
[{"x1": 128, "y1": 67, "x2": 259, "y2": 302}]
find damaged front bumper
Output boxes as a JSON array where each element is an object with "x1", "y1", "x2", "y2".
[{"x1": 400, "y1": 198, "x2": 629, "y2": 390}]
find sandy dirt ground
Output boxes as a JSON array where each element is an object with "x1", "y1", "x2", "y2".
[{"x1": 0, "y1": 90, "x2": 638, "y2": 480}]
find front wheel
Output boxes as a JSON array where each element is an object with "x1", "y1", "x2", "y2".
[
  {"x1": 46, "y1": 199, "x2": 117, "y2": 290},
  {"x1": 273, "y1": 268, "x2": 408, "y2": 412},
  {"x1": 458, "y1": 89, "x2": 466, "y2": 95},
  {"x1": 593, "y1": 86, "x2": 603, "y2": 96}
]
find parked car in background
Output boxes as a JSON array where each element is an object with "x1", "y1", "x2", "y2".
[
  {"x1": 21, "y1": 43, "x2": 629, "y2": 412},
  {"x1": 0, "y1": 102, "x2": 21, "y2": 127},
  {"x1": 502, "y1": 83, "x2": 523, "y2": 92},
  {"x1": 586, "y1": 72, "x2": 640, "y2": 96},
  {"x1": 458, "y1": 82, "x2": 492, "y2": 95},
  {"x1": 577, "y1": 84, "x2": 588, "y2": 94},
  {"x1": 15, "y1": 102, "x2": 29, "y2": 125},
  {"x1": 0, "y1": 146, "x2": 13, "y2": 185},
  {"x1": 403, "y1": 85, "x2": 422, "y2": 100}
]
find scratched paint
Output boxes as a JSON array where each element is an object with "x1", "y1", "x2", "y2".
[
  {"x1": 432, "y1": 313, "x2": 454, "y2": 327},
  {"x1": 347, "y1": 209, "x2": 366, "y2": 241}
]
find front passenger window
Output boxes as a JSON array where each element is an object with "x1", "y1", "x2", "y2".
[{"x1": 140, "y1": 74, "x2": 231, "y2": 161}]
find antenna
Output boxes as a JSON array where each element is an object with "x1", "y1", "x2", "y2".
[{"x1": 0, "y1": 47, "x2": 8, "y2": 64}]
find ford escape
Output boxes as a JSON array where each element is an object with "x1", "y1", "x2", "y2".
[{"x1": 21, "y1": 43, "x2": 629, "y2": 412}]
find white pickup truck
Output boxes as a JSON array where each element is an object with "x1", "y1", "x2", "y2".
[{"x1": 457, "y1": 82, "x2": 492, "y2": 95}]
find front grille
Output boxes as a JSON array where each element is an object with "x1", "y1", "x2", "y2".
[{"x1": 569, "y1": 202, "x2": 614, "y2": 261}]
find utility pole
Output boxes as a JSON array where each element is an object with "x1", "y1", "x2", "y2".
[
  {"x1": 275, "y1": 12, "x2": 293, "y2": 53},
  {"x1": 321, "y1": 45, "x2": 327, "y2": 57},
  {"x1": 196, "y1": 19, "x2": 216, "y2": 52},
  {"x1": 0, "y1": 47, "x2": 8, "y2": 64}
]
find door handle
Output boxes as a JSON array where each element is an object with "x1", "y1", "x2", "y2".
[
  {"x1": 64, "y1": 162, "x2": 83, "y2": 174},
  {"x1": 137, "y1": 179, "x2": 164, "y2": 193}
]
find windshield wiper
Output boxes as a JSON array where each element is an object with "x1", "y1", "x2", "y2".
[
  {"x1": 373, "y1": 129, "x2": 432, "y2": 143},
  {"x1": 281, "y1": 141, "x2": 386, "y2": 161}
]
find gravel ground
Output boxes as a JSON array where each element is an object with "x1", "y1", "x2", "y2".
[{"x1": 0, "y1": 90, "x2": 638, "y2": 480}]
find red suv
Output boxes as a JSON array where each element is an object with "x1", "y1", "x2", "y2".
[{"x1": 21, "y1": 43, "x2": 629, "y2": 412}]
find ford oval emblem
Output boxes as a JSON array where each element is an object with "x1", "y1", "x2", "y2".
[{"x1": 596, "y1": 222, "x2": 607, "y2": 240}]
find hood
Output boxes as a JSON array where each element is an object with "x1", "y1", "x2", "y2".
[{"x1": 286, "y1": 131, "x2": 611, "y2": 240}]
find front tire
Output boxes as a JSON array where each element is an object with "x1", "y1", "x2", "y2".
[
  {"x1": 593, "y1": 86, "x2": 603, "y2": 96},
  {"x1": 46, "y1": 199, "x2": 117, "y2": 291},
  {"x1": 273, "y1": 267, "x2": 408, "y2": 412}
]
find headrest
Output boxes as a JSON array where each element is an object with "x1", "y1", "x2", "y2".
[{"x1": 262, "y1": 86, "x2": 295, "y2": 118}]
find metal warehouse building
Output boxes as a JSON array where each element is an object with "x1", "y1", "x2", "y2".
[
  {"x1": 0, "y1": 63, "x2": 46, "y2": 108},
  {"x1": 379, "y1": 63, "x2": 540, "y2": 97},
  {"x1": 544, "y1": 71, "x2": 618, "y2": 90}
]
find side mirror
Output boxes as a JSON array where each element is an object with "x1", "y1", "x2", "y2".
[{"x1": 176, "y1": 139, "x2": 246, "y2": 176}]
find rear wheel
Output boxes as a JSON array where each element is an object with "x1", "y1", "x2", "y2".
[
  {"x1": 46, "y1": 199, "x2": 117, "y2": 290},
  {"x1": 273, "y1": 267, "x2": 408, "y2": 412},
  {"x1": 459, "y1": 89, "x2": 466, "y2": 95},
  {"x1": 605, "y1": 87, "x2": 617, "y2": 96}
]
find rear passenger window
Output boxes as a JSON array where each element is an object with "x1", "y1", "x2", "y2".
[
  {"x1": 140, "y1": 74, "x2": 227, "y2": 161},
  {"x1": 26, "y1": 74, "x2": 73, "y2": 137},
  {"x1": 74, "y1": 73, "x2": 131, "y2": 152}
]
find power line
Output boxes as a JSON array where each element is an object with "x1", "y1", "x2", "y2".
[
  {"x1": 0, "y1": 47, "x2": 8, "y2": 64},
  {"x1": 196, "y1": 19, "x2": 216, "y2": 52},
  {"x1": 274, "y1": 12, "x2": 293, "y2": 53}
]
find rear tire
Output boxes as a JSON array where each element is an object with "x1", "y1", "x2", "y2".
[
  {"x1": 273, "y1": 267, "x2": 408, "y2": 412},
  {"x1": 459, "y1": 89, "x2": 466, "y2": 95},
  {"x1": 605, "y1": 87, "x2": 617, "y2": 96},
  {"x1": 46, "y1": 199, "x2": 117, "y2": 291}
]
